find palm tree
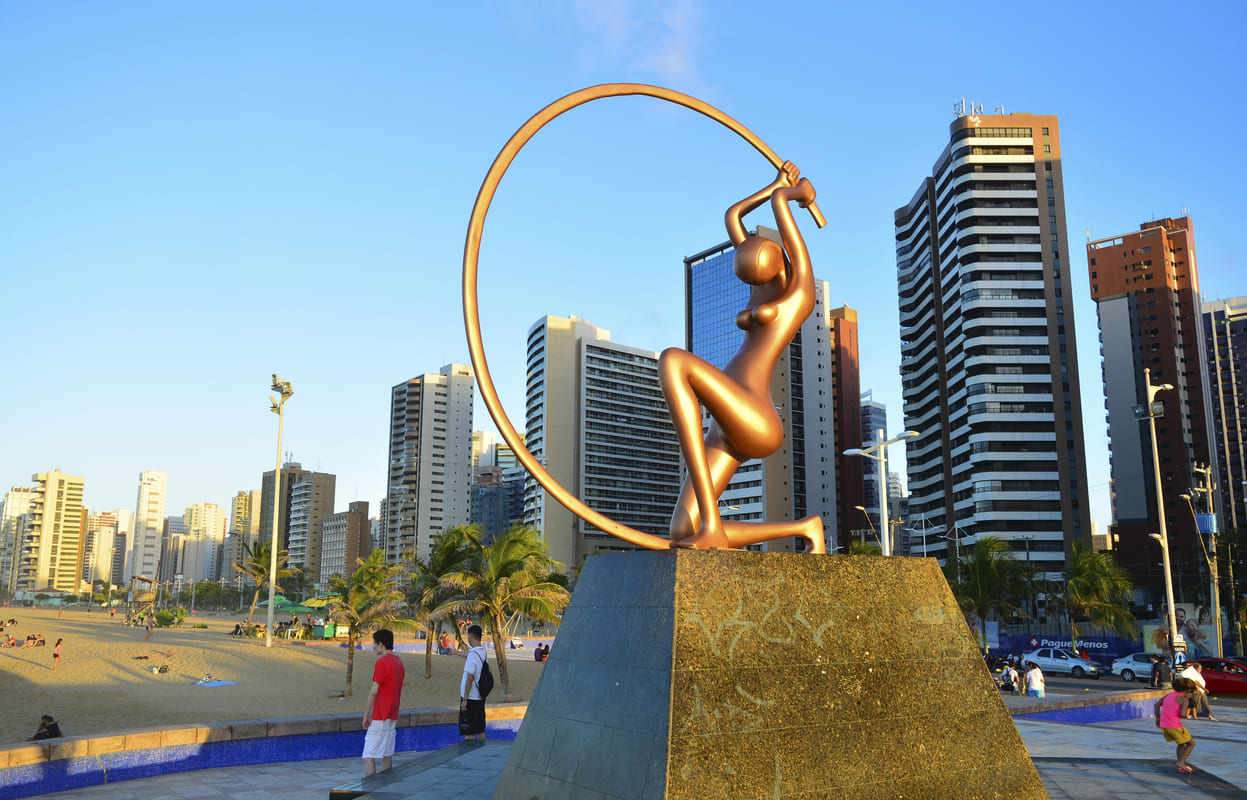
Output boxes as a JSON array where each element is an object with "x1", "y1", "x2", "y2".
[
  {"x1": 439, "y1": 524, "x2": 570, "y2": 702},
  {"x1": 945, "y1": 536, "x2": 1030, "y2": 651},
  {"x1": 326, "y1": 549, "x2": 408, "y2": 697},
  {"x1": 233, "y1": 540, "x2": 299, "y2": 626},
  {"x1": 1046, "y1": 541, "x2": 1137, "y2": 651},
  {"x1": 404, "y1": 527, "x2": 474, "y2": 679}
]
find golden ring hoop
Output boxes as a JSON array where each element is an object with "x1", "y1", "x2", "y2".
[{"x1": 462, "y1": 83, "x2": 822, "y2": 552}]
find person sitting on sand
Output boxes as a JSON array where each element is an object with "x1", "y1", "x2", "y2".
[{"x1": 25, "y1": 715, "x2": 62, "y2": 741}]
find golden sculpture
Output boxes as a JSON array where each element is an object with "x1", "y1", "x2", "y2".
[{"x1": 462, "y1": 84, "x2": 826, "y2": 554}]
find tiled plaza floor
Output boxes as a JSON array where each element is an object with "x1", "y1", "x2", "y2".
[{"x1": 20, "y1": 700, "x2": 1247, "y2": 799}]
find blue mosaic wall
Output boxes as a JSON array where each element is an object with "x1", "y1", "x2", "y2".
[
  {"x1": 1014, "y1": 698, "x2": 1155, "y2": 724},
  {"x1": 0, "y1": 719, "x2": 522, "y2": 800}
]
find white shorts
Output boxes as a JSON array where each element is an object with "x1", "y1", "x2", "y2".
[{"x1": 362, "y1": 718, "x2": 397, "y2": 759}]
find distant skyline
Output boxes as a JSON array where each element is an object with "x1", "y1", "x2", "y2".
[{"x1": 2, "y1": 3, "x2": 1244, "y2": 532}]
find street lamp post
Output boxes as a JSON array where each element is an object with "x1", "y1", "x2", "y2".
[
  {"x1": 853, "y1": 505, "x2": 876, "y2": 546},
  {"x1": 844, "y1": 429, "x2": 919, "y2": 557},
  {"x1": 1137, "y1": 368, "x2": 1179, "y2": 661},
  {"x1": 265, "y1": 374, "x2": 293, "y2": 649}
]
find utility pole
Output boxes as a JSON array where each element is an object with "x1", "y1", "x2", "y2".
[{"x1": 1192, "y1": 463, "x2": 1223, "y2": 657}]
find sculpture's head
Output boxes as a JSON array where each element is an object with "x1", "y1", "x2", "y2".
[{"x1": 733, "y1": 235, "x2": 784, "y2": 285}]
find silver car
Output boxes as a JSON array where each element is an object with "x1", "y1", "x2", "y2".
[
  {"x1": 1111, "y1": 652, "x2": 1156, "y2": 682},
  {"x1": 1022, "y1": 647, "x2": 1105, "y2": 679}
]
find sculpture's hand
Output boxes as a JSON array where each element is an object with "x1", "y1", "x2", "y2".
[
  {"x1": 779, "y1": 161, "x2": 801, "y2": 187},
  {"x1": 790, "y1": 177, "x2": 816, "y2": 208}
]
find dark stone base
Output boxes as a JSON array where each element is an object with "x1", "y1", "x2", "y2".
[{"x1": 494, "y1": 549, "x2": 1046, "y2": 800}]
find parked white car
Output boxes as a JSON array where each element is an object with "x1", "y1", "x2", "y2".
[
  {"x1": 1111, "y1": 652, "x2": 1156, "y2": 682},
  {"x1": 1022, "y1": 647, "x2": 1105, "y2": 679}
]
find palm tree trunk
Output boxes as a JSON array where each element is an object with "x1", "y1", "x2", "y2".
[
  {"x1": 425, "y1": 624, "x2": 434, "y2": 679},
  {"x1": 490, "y1": 612, "x2": 513, "y2": 702},
  {"x1": 345, "y1": 629, "x2": 356, "y2": 697},
  {"x1": 245, "y1": 588, "x2": 262, "y2": 626}
]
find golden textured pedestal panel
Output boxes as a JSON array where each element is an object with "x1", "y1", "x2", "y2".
[{"x1": 494, "y1": 550, "x2": 1047, "y2": 800}]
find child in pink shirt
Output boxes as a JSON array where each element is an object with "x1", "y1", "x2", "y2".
[{"x1": 1154, "y1": 677, "x2": 1198, "y2": 774}]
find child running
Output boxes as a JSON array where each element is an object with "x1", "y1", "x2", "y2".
[{"x1": 1154, "y1": 676, "x2": 1198, "y2": 774}]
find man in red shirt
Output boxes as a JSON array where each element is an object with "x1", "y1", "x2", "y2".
[{"x1": 362, "y1": 629, "x2": 405, "y2": 776}]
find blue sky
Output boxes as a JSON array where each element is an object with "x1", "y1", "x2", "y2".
[{"x1": 2, "y1": 1, "x2": 1243, "y2": 532}]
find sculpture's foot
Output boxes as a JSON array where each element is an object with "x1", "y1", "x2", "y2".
[{"x1": 797, "y1": 515, "x2": 826, "y2": 554}]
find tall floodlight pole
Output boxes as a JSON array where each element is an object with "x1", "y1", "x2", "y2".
[
  {"x1": 1138, "y1": 368, "x2": 1178, "y2": 661},
  {"x1": 844, "y1": 429, "x2": 919, "y2": 556},
  {"x1": 1182, "y1": 482, "x2": 1223, "y2": 657},
  {"x1": 266, "y1": 374, "x2": 293, "y2": 648}
]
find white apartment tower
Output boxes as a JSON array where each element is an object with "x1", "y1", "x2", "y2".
[
  {"x1": 15, "y1": 470, "x2": 86, "y2": 592},
  {"x1": 129, "y1": 471, "x2": 168, "y2": 581},
  {"x1": 0, "y1": 487, "x2": 35, "y2": 591},
  {"x1": 83, "y1": 510, "x2": 118, "y2": 588},
  {"x1": 523, "y1": 315, "x2": 682, "y2": 568},
  {"x1": 183, "y1": 502, "x2": 228, "y2": 582},
  {"x1": 894, "y1": 111, "x2": 1091, "y2": 577},
  {"x1": 385, "y1": 363, "x2": 475, "y2": 562}
]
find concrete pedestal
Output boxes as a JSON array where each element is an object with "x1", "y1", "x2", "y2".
[{"x1": 494, "y1": 549, "x2": 1045, "y2": 800}]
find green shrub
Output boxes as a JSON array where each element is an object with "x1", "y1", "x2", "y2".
[
  {"x1": 154, "y1": 609, "x2": 176, "y2": 627},
  {"x1": 192, "y1": 623, "x2": 208, "y2": 629}
]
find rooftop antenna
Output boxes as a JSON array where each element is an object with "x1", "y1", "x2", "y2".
[
  {"x1": 1085, "y1": 227, "x2": 1090, "y2": 242},
  {"x1": 1181, "y1": 205, "x2": 1190, "y2": 217}
]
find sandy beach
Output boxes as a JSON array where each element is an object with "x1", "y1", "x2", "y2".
[{"x1": 0, "y1": 607, "x2": 550, "y2": 743}]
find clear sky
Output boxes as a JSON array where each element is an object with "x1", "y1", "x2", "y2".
[{"x1": 2, "y1": 1, "x2": 1243, "y2": 532}]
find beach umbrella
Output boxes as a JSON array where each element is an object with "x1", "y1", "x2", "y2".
[
  {"x1": 276, "y1": 603, "x2": 314, "y2": 614},
  {"x1": 256, "y1": 596, "x2": 289, "y2": 608},
  {"x1": 302, "y1": 595, "x2": 336, "y2": 608}
]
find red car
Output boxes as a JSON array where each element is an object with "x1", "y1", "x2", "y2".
[{"x1": 1190, "y1": 659, "x2": 1247, "y2": 695}]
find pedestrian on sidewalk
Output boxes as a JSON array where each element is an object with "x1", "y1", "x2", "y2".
[
  {"x1": 1150, "y1": 655, "x2": 1172, "y2": 689},
  {"x1": 1024, "y1": 661, "x2": 1045, "y2": 698},
  {"x1": 1178, "y1": 662, "x2": 1216, "y2": 720},
  {"x1": 459, "y1": 625, "x2": 489, "y2": 741},
  {"x1": 1154, "y1": 677, "x2": 1198, "y2": 774},
  {"x1": 362, "y1": 628, "x2": 405, "y2": 777}
]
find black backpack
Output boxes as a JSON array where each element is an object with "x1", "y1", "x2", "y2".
[{"x1": 475, "y1": 649, "x2": 494, "y2": 699}]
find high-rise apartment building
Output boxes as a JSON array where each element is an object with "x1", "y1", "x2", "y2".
[
  {"x1": 286, "y1": 473, "x2": 337, "y2": 583},
  {"x1": 16, "y1": 470, "x2": 86, "y2": 592},
  {"x1": 128, "y1": 471, "x2": 168, "y2": 581},
  {"x1": 83, "y1": 510, "x2": 118, "y2": 587},
  {"x1": 1204, "y1": 296, "x2": 1247, "y2": 531},
  {"x1": 1088, "y1": 216, "x2": 1213, "y2": 598},
  {"x1": 684, "y1": 233, "x2": 858, "y2": 552},
  {"x1": 183, "y1": 502, "x2": 228, "y2": 582},
  {"x1": 896, "y1": 111, "x2": 1091, "y2": 578},
  {"x1": 859, "y1": 391, "x2": 888, "y2": 533},
  {"x1": 319, "y1": 501, "x2": 370, "y2": 583},
  {"x1": 523, "y1": 315, "x2": 682, "y2": 568},
  {"x1": 0, "y1": 487, "x2": 34, "y2": 591},
  {"x1": 159, "y1": 515, "x2": 189, "y2": 584},
  {"x1": 472, "y1": 466, "x2": 508, "y2": 543},
  {"x1": 258, "y1": 463, "x2": 334, "y2": 559},
  {"x1": 385, "y1": 364, "x2": 475, "y2": 562},
  {"x1": 109, "y1": 509, "x2": 132, "y2": 589},
  {"x1": 225, "y1": 489, "x2": 261, "y2": 579}
]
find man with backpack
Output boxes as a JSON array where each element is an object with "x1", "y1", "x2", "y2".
[{"x1": 460, "y1": 624, "x2": 492, "y2": 740}]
